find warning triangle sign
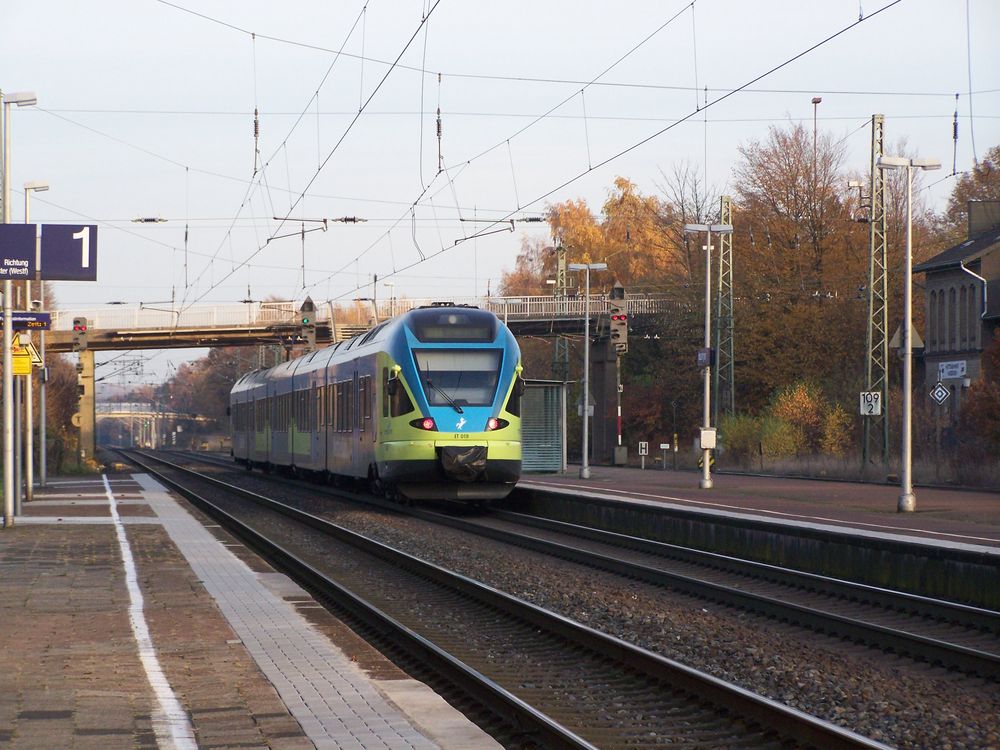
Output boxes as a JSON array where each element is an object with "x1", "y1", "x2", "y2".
[{"x1": 889, "y1": 323, "x2": 924, "y2": 350}]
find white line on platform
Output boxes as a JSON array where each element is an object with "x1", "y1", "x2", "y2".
[{"x1": 103, "y1": 474, "x2": 197, "y2": 750}]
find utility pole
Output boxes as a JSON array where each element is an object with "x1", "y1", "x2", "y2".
[
  {"x1": 551, "y1": 240, "x2": 569, "y2": 381},
  {"x1": 713, "y1": 195, "x2": 735, "y2": 426},
  {"x1": 863, "y1": 115, "x2": 890, "y2": 469}
]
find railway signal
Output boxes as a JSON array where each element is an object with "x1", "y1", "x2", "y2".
[
  {"x1": 610, "y1": 304, "x2": 628, "y2": 354},
  {"x1": 71, "y1": 316, "x2": 88, "y2": 351},
  {"x1": 299, "y1": 297, "x2": 316, "y2": 352}
]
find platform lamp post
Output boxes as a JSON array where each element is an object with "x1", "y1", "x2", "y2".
[
  {"x1": 876, "y1": 154, "x2": 940, "y2": 513},
  {"x1": 683, "y1": 222, "x2": 733, "y2": 490},
  {"x1": 23, "y1": 180, "x2": 48, "y2": 503},
  {"x1": 383, "y1": 281, "x2": 395, "y2": 318},
  {"x1": 569, "y1": 262, "x2": 607, "y2": 479},
  {"x1": 2, "y1": 90, "x2": 37, "y2": 529}
]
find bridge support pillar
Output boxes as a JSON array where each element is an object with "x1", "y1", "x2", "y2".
[
  {"x1": 77, "y1": 350, "x2": 96, "y2": 465},
  {"x1": 590, "y1": 337, "x2": 619, "y2": 465}
]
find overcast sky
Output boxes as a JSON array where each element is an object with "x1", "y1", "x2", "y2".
[{"x1": 2, "y1": 0, "x2": 997, "y2": 382}]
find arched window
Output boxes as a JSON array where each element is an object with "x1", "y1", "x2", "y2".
[
  {"x1": 949, "y1": 287, "x2": 957, "y2": 350},
  {"x1": 929, "y1": 291, "x2": 937, "y2": 350},
  {"x1": 958, "y1": 284, "x2": 969, "y2": 349},
  {"x1": 937, "y1": 289, "x2": 945, "y2": 351}
]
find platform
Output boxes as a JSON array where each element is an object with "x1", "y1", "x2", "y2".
[
  {"x1": 0, "y1": 474, "x2": 500, "y2": 750},
  {"x1": 519, "y1": 465, "x2": 1000, "y2": 551}
]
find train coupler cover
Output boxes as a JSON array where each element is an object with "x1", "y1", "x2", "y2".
[{"x1": 440, "y1": 445, "x2": 488, "y2": 482}]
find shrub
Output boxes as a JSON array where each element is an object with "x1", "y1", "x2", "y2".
[
  {"x1": 760, "y1": 415, "x2": 803, "y2": 457},
  {"x1": 719, "y1": 413, "x2": 761, "y2": 464},
  {"x1": 820, "y1": 403, "x2": 853, "y2": 457},
  {"x1": 769, "y1": 381, "x2": 825, "y2": 452}
]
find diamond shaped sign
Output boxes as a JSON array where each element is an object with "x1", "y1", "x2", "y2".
[{"x1": 930, "y1": 381, "x2": 950, "y2": 405}]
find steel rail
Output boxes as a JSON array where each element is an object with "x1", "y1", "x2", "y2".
[
  {"x1": 130, "y1": 449, "x2": 892, "y2": 750},
  {"x1": 415, "y1": 507, "x2": 1000, "y2": 680},
  {"x1": 124, "y1": 450, "x2": 597, "y2": 750},
  {"x1": 169, "y1": 449, "x2": 1000, "y2": 677}
]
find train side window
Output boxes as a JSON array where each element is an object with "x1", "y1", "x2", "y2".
[
  {"x1": 389, "y1": 376, "x2": 414, "y2": 417},
  {"x1": 505, "y1": 376, "x2": 525, "y2": 417}
]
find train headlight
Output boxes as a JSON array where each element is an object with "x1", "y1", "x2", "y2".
[
  {"x1": 486, "y1": 417, "x2": 508, "y2": 431},
  {"x1": 410, "y1": 417, "x2": 437, "y2": 431}
]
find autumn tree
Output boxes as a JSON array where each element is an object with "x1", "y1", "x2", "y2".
[
  {"x1": 656, "y1": 162, "x2": 720, "y2": 284},
  {"x1": 939, "y1": 144, "x2": 1000, "y2": 244},
  {"x1": 499, "y1": 236, "x2": 554, "y2": 296},
  {"x1": 731, "y1": 123, "x2": 874, "y2": 411}
]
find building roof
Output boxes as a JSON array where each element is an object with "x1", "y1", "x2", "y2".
[{"x1": 914, "y1": 229, "x2": 1000, "y2": 273}]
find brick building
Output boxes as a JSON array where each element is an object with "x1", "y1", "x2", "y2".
[{"x1": 914, "y1": 200, "x2": 1000, "y2": 422}]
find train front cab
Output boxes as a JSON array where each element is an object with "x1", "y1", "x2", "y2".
[{"x1": 375, "y1": 308, "x2": 522, "y2": 501}]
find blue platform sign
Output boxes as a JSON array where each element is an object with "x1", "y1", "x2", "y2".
[
  {"x1": 39, "y1": 224, "x2": 98, "y2": 281},
  {"x1": 0, "y1": 224, "x2": 37, "y2": 279},
  {"x1": 0, "y1": 311, "x2": 52, "y2": 330}
]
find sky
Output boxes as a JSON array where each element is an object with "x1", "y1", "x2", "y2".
[{"x1": 1, "y1": 0, "x2": 998, "y2": 384}]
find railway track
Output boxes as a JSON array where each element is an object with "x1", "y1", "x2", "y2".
[
  {"x1": 168, "y1": 449, "x2": 1000, "y2": 681},
  {"x1": 125, "y1": 449, "x2": 889, "y2": 750}
]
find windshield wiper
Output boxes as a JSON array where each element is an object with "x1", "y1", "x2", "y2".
[
  {"x1": 426, "y1": 377, "x2": 464, "y2": 413},
  {"x1": 418, "y1": 358, "x2": 463, "y2": 413}
]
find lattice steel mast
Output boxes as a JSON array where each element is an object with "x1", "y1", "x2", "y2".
[
  {"x1": 863, "y1": 114, "x2": 890, "y2": 466},
  {"x1": 713, "y1": 195, "x2": 735, "y2": 425}
]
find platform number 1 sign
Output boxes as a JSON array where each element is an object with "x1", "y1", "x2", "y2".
[
  {"x1": 72, "y1": 226, "x2": 91, "y2": 269},
  {"x1": 859, "y1": 391, "x2": 882, "y2": 416}
]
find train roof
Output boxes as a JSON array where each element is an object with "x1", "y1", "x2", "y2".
[{"x1": 231, "y1": 304, "x2": 510, "y2": 394}]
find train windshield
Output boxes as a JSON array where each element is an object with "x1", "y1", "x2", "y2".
[{"x1": 413, "y1": 349, "x2": 502, "y2": 407}]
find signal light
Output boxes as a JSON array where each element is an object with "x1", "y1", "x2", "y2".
[
  {"x1": 410, "y1": 417, "x2": 437, "y2": 431},
  {"x1": 72, "y1": 316, "x2": 89, "y2": 352},
  {"x1": 609, "y1": 305, "x2": 628, "y2": 354},
  {"x1": 486, "y1": 417, "x2": 509, "y2": 431}
]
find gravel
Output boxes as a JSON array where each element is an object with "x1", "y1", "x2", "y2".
[{"x1": 191, "y1": 462, "x2": 1000, "y2": 750}]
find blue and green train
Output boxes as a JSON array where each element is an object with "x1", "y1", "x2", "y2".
[{"x1": 230, "y1": 304, "x2": 523, "y2": 502}]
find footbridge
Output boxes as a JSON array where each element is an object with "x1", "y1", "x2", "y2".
[
  {"x1": 44, "y1": 295, "x2": 675, "y2": 352},
  {"x1": 47, "y1": 294, "x2": 676, "y2": 466}
]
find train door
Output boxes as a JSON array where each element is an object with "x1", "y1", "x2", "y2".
[{"x1": 352, "y1": 370, "x2": 360, "y2": 476}]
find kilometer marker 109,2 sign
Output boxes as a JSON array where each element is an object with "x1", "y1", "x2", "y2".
[{"x1": 859, "y1": 391, "x2": 882, "y2": 416}]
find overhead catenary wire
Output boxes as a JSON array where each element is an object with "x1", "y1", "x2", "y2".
[
  {"x1": 180, "y1": 1, "x2": 373, "y2": 310},
  {"x1": 300, "y1": 0, "x2": 697, "y2": 298},
  {"x1": 310, "y1": 0, "x2": 906, "y2": 306},
  {"x1": 155, "y1": 0, "x2": 979, "y2": 98}
]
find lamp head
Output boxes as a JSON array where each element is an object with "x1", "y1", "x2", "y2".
[
  {"x1": 5, "y1": 91, "x2": 37, "y2": 107},
  {"x1": 877, "y1": 155, "x2": 908, "y2": 170},
  {"x1": 24, "y1": 180, "x2": 49, "y2": 192},
  {"x1": 811, "y1": 96, "x2": 822, "y2": 105}
]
